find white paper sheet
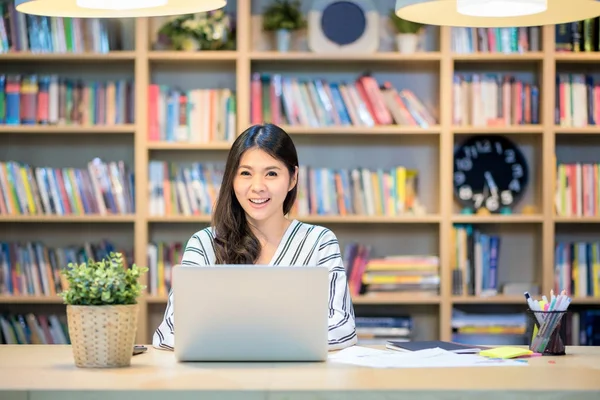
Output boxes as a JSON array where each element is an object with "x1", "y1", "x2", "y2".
[{"x1": 328, "y1": 346, "x2": 527, "y2": 368}]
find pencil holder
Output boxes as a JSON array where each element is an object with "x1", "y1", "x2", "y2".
[{"x1": 526, "y1": 310, "x2": 567, "y2": 356}]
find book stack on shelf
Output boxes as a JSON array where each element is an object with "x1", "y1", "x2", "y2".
[{"x1": 1, "y1": 0, "x2": 599, "y2": 347}]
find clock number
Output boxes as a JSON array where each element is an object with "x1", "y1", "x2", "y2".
[
  {"x1": 473, "y1": 193, "x2": 484, "y2": 209},
  {"x1": 512, "y1": 164, "x2": 523, "y2": 178},
  {"x1": 486, "y1": 196, "x2": 499, "y2": 211},
  {"x1": 456, "y1": 158, "x2": 472, "y2": 171},
  {"x1": 501, "y1": 190, "x2": 513, "y2": 205},
  {"x1": 505, "y1": 149, "x2": 516, "y2": 163},
  {"x1": 454, "y1": 171, "x2": 466, "y2": 185},
  {"x1": 509, "y1": 179, "x2": 521, "y2": 192},
  {"x1": 459, "y1": 185, "x2": 473, "y2": 200},
  {"x1": 495, "y1": 142, "x2": 503, "y2": 154},
  {"x1": 476, "y1": 140, "x2": 491, "y2": 153}
]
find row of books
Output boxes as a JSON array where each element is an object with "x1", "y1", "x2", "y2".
[
  {"x1": 451, "y1": 26, "x2": 541, "y2": 54},
  {"x1": 0, "y1": 159, "x2": 135, "y2": 216},
  {"x1": 147, "y1": 85, "x2": 236, "y2": 143},
  {"x1": 556, "y1": 19, "x2": 600, "y2": 53},
  {"x1": 147, "y1": 161, "x2": 424, "y2": 218},
  {"x1": 0, "y1": 2, "x2": 117, "y2": 53},
  {"x1": 0, "y1": 313, "x2": 70, "y2": 345},
  {"x1": 451, "y1": 309, "x2": 527, "y2": 346},
  {"x1": 148, "y1": 161, "x2": 223, "y2": 217},
  {"x1": 343, "y1": 241, "x2": 439, "y2": 297},
  {"x1": 556, "y1": 74, "x2": 600, "y2": 127},
  {"x1": 452, "y1": 74, "x2": 540, "y2": 127},
  {"x1": 0, "y1": 75, "x2": 134, "y2": 126},
  {"x1": 451, "y1": 225, "x2": 500, "y2": 297},
  {"x1": 554, "y1": 163, "x2": 600, "y2": 218},
  {"x1": 292, "y1": 165, "x2": 424, "y2": 217},
  {"x1": 554, "y1": 241, "x2": 600, "y2": 298},
  {"x1": 355, "y1": 316, "x2": 412, "y2": 346},
  {"x1": 0, "y1": 240, "x2": 131, "y2": 297},
  {"x1": 250, "y1": 73, "x2": 436, "y2": 129}
]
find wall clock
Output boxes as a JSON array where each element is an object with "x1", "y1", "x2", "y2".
[
  {"x1": 307, "y1": 0, "x2": 379, "y2": 53},
  {"x1": 453, "y1": 135, "x2": 529, "y2": 213}
]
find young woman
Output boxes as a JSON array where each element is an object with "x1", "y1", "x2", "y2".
[{"x1": 152, "y1": 123, "x2": 357, "y2": 351}]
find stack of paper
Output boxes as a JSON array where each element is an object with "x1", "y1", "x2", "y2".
[{"x1": 328, "y1": 346, "x2": 527, "y2": 368}]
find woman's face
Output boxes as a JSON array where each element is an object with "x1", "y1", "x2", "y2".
[{"x1": 233, "y1": 148, "x2": 297, "y2": 225}]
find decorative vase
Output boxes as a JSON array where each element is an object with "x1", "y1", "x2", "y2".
[
  {"x1": 396, "y1": 33, "x2": 419, "y2": 54},
  {"x1": 276, "y1": 29, "x2": 292, "y2": 52},
  {"x1": 67, "y1": 304, "x2": 139, "y2": 368}
]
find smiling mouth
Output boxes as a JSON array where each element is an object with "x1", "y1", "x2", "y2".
[{"x1": 249, "y1": 198, "x2": 270, "y2": 204}]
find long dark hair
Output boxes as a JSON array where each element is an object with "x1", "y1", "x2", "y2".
[{"x1": 212, "y1": 123, "x2": 299, "y2": 264}]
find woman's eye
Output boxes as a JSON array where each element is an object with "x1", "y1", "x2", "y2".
[
  {"x1": 267, "y1": 171, "x2": 278, "y2": 177},
  {"x1": 240, "y1": 171, "x2": 250, "y2": 176}
]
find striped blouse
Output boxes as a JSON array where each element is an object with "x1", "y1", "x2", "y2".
[{"x1": 152, "y1": 219, "x2": 358, "y2": 351}]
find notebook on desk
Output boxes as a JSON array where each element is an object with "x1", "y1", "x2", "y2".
[{"x1": 386, "y1": 340, "x2": 486, "y2": 354}]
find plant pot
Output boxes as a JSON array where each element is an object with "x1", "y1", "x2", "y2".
[
  {"x1": 396, "y1": 33, "x2": 419, "y2": 54},
  {"x1": 276, "y1": 29, "x2": 292, "y2": 52},
  {"x1": 67, "y1": 304, "x2": 139, "y2": 368}
]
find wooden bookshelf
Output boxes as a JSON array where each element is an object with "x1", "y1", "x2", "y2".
[{"x1": 2, "y1": 0, "x2": 600, "y2": 347}]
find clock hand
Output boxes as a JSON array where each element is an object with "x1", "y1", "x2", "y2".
[{"x1": 484, "y1": 171, "x2": 498, "y2": 197}]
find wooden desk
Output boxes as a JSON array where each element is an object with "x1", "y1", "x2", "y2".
[{"x1": 0, "y1": 345, "x2": 599, "y2": 399}]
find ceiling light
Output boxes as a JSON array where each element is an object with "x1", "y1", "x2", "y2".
[
  {"x1": 15, "y1": 0, "x2": 227, "y2": 18},
  {"x1": 395, "y1": 0, "x2": 600, "y2": 27}
]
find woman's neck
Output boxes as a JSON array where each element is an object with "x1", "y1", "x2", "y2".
[{"x1": 247, "y1": 215, "x2": 291, "y2": 247}]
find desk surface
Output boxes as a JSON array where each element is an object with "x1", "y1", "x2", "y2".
[{"x1": 1, "y1": 345, "x2": 599, "y2": 399}]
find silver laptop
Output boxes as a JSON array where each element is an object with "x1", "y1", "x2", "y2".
[{"x1": 172, "y1": 265, "x2": 329, "y2": 362}]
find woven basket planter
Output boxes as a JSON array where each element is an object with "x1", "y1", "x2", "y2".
[{"x1": 66, "y1": 303, "x2": 139, "y2": 368}]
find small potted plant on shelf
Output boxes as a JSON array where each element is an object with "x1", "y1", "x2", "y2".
[
  {"x1": 389, "y1": 10, "x2": 425, "y2": 54},
  {"x1": 262, "y1": 0, "x2": 307, "y2": 52},
  {"x1": 60, "y1": 252, "x2": 148, "y2": 368},
  {"x1": 156, "y1": 9, "x2": 235, "y2": 51}
]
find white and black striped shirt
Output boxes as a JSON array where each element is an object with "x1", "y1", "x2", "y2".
[{"x1": 152, "y1": 219, "x2": 358, "y2": 351}]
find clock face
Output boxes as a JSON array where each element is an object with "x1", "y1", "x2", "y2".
[{"x1": 453, "y1": 135, "x2": 529, "y2": 213}]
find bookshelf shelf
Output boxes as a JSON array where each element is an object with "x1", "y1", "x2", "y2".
[
  {"x1": 453, "y1": 125, "x2": 544, "y2": 134},
  {"x1": 451, "y1": 295, "x2": 526, "y2": 304},
  {"x1": 282, "y1": 126, "x2": 441, "y2": 135},
  {"x1": 0, "y1": 125, "x2": 136, "y2": 134},
  {"x1": 451, "y1": 215, "x2": 544, "y2": 224},
  {"x1": 0, "y1": 296, "x2": 63, "y2": 304},
  {"x1": 144, "y1": 294, "x2": 441, "y2": 305},
  {"x1": 554, "y1": 52, "x2": 600, "y2": 62},
  {"x1": 452, "y1": 52, "x2": 544, "y2": 61},
  {"x1": 555, "y1": 127, "x2": 600, "y2": 135},
  {"x1": 146, "y1": 215, "x2": 441, "y2": 224},
  {"x1": 147, "y1": 142, "x2": 233, "y2": 150},
  {"x1": 148, "y1": 51, "x2": 238, "y2": 62},
  {"x1": 554, "y1": 217, "x2": 600, "y2": 223},
  {"x1": 248, "y1": 51, "x2": 442, "y2": 62},
  {"x1": 0, "y1": 51, "x2": 136, "y2": 62},
  {"x1": 0, "y1": 215, "x2": 136, "y2": 223},
  {"x1": 2, "y1": 2, "x2": 599, "y2": 347}
]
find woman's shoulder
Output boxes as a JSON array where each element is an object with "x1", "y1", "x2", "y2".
[
  {"x1": 292, "y1": 219, "x2": 337, "y2": 242},
  {"x1": 186, "y1": 226, "x2": 217, "y2": 246}
]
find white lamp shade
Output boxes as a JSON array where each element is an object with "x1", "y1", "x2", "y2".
[
  {"x1": 14, "y1": 0, "x2": 227, "y2": 18},
  {"x1": 395, "y1": 0, "x2": 600, "y2": 27}
]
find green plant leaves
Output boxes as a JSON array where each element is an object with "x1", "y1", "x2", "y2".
[
  {"x1": 59, "y1": 252, "x2": 149, "y2": 306},
  {"x1": 262, "y1": 0, "x2": 307, "y2": 32}
]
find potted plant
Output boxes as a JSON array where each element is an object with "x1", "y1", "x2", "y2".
[
  {"x1": 262, "y1": 0, "x2": 307, "y2": 52},
  {"x1": 60, "y1": 252, "x2": 148, "y2": 368},
  {"x1": 156, "y1": 10, "x2": 235, "y2": 51},
  {"x1": 389, "y1": 10, "x2": 425, "y2": 54}
]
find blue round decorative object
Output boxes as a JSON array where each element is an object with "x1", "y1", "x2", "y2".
[
  {"x1": 320, "y1": 1, "x2": 366, "y2": 46},
  {"x1": 460, "y1": 207, "x2": 474, "y2": 214},
  {"x1": 500, "y1": 207, "x2": 512, "y2": 215}
]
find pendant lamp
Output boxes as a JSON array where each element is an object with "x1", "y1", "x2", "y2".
[
  {"x1": 395, "y1": 0, "x2": 600, "y2": 27},
  {"x1": 14, "y1": 0, "x2": 227, "y2": 18}
]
